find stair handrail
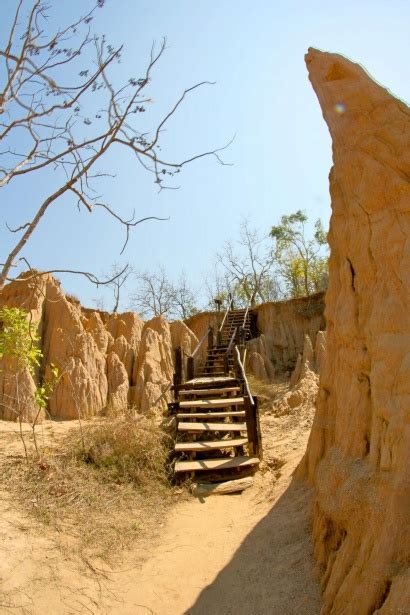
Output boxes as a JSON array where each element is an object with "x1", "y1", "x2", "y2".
[
  {"x1": 234, "y1": 345, "x2": 254, "y2": 405},
  {"x1": 241, "y1": 304, "x2": 250, "y2": 329},
  {"x1": 223, "y1": 326, "x2": 238, "y2": 373},
  {"x1": 218, "y1": 295, "x2": 234, "y2": 334},
  {"x1": 191, "y1": 325, "x2": 212, "y2": 359}
]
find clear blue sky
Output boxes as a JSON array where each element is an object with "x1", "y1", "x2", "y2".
[{"x1": 1, "y1": 0, "x2": 409, "y2": 310}]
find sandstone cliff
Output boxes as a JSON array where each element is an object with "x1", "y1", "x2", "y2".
[
  {"x1": 186, "y1": 294, "x2": 325, "y2": 379},
  {"x1": 254, "y1": 293, "x2": 325, "y2": 373},
  {"x1": 300, "y1": 49, "x2": 410, "y2": 613},
  {"x1": 0, "y1": 274, "x2": 198, "y2": 421}
]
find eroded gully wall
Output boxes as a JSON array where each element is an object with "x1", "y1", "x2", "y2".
[
  {"x1": 186, "y1": 293, "x2": 325, "y2": 378},
  {"x1": 299, "y1": 49, "x2": 410, "y2": 613},
  {"x1": 0, "y1": 274, "x2": 197, "y2": 421}
]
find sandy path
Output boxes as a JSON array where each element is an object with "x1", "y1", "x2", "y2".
[
  {"x1": 115, "y1": 412, "x2": 321, "y2": 615},
  {"x1": 0, "y1": 410, "x2": 321, "y2": 614}
]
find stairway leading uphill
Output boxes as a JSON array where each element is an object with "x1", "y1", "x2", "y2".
[{"x1": 169, "y1": 304, "x2": 262, "y2": 482}]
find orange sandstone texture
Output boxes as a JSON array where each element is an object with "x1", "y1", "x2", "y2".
[
  {"x1": 300, "y1": 49, "x2": 410, "y2": 613},
  {"x1": 0, "y1": 274, "x2": 198, "y2": 420},
  {"x1": 185, "y1": 294, "x2": 325, "y2": 379}
]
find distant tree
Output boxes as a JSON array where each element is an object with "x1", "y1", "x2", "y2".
[
  {"x1": 270, "y1": 210, "x2": 328, "y2": 297},
  {"x1": 130, "y1": 268, "x2": 198, "y2": 320},
  {"x1": 104, "y1": 263, "x2": 134, "y2": 313},
  {"x1": 203, "y1": 269, "x2": 233, "y2": 311},
  {"x1": 216, "y1": 221, "x2": 279, "y2": 306},
  {"x1": 0, "y1": 1, "x2": 228, "y2": 290},
  {"x1": 172, "y1": 272, "x2": 198, "y2": 320},
  {"x1": 130, "y1": 268, "x2": 175, "y2": 318}
]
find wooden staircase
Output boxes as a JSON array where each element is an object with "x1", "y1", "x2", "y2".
[
  {"x1": 170, "y1": 303, "x2": 262, "y2": 482},
  {"x1": 198, "y1": 307, "x2": 253, "y2": 377}
]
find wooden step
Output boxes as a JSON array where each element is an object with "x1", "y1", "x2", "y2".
[
  {"x1": 175, "y1": 455, "x2": 259, "y2": 473},
  {"x1": 179, "y1": 397, "x2": 244, "y2": 409},
  {"x1": 197, "y1": 372, "x2": 226, "y2": 377},
  {"x1": 205, "y1": 357, "x2": 232, "y2": 362},
  {"x1": 180, "y1": 376, "x2": 237, "y2": 389},
  {"x1": 179, "y1": 387, "x2": 240, "y2": 397},
  {"x1": 205, "y1": 360, "x2": 230, "y2": 366},
  {"x1": 178, "y1": 422, "x2": 246, "y2": 432},
  {"x1": 206, "y1": 358, "x2": 229, "y2": 367},
  {"x1": 225, "y1": 321, "x2": 249, "y2": 325},
  {"x1": 176, "y1": 411, "x2": 245, "y2": 419},
  {"x1": 206, "y1": 357, "x2": 230, "y2": 362},
  {"x1": 174, "y1": 438, "x2": 248, "y2": 452}
]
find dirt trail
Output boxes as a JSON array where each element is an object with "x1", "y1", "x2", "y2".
[{"x1": 0, "y1": 408, "x2": 321, "y2": 614}]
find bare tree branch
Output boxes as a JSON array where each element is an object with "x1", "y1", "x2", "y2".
[
  {"x1": 0, "y1": 2, "x2": 230, "y2": 290},
  {"x1": 11, "y1": 257, "x2": 129, "y2": 287}
]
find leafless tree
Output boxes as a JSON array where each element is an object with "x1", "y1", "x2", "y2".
[
  {"x1": 217, "y1": 221, "x2": 280, "y2": 306},
  {"x1": 130, "y1": 267, "x2": 175, "y2": 318},
  {"x1": 103, "y1": 262, "x2": 134, "y2": 313},
  {"x1": 0, "y1": 1, "x2": 229, "y2": 290},
  {"x1": 172, "y1": 272, "x2": 197, "y2": 319},
  {"x1": 203, "y1": 269, "x2": 234, "y2": 311},
  {"x1": 129, "y1": 268, "x2": 197, "y2": 320}
]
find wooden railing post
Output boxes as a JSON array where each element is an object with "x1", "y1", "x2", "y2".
[
  {"x1": 244, "y1": 395, "x2": 262, "y2": 458},
  {"x1": 208, "y1": 326, "x2": 214, "y2": 350},
  {"x1": 187, "y1": 355, "x2": 194, "y2": 380},
  {"x1": 174, "y1": 347, "x2": 183, "y2": 393}
]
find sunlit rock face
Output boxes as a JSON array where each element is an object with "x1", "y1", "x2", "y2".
[
  {"x1": 185, "y1": 294, "x2": 325, "y2": 379},
  {"x1": 0, "y1": 274, "x2": 198, "y2": 420},
  {"x1": 300, "y1": 48, "x2": 410, "y2": 614},
  {"x1": 254, "y1": 294, "x2": 325, "y2": 373}
]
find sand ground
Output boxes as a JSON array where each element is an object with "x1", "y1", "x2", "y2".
[{"x1": 0, "y1": 405, "x2": 321, "y2": 614}]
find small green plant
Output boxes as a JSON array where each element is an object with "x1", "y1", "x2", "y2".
[
  {"x1": 0, "y1": 306, "x2": 59, "y2": 457},
  {"x1": 0, "y1": 306, "x2": 42, "y2": 373}
]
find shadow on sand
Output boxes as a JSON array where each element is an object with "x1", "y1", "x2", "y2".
[{"x1": 185, "y1": 478, "x2": 322, "y2": 615}]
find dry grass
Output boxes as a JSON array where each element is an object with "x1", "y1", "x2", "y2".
[
  {"x1": 248, "y1": 375, "x2": 290, "y2": 414},
  {"x1": 3, "y1": 413, "x2": 184, "y2": 563}
]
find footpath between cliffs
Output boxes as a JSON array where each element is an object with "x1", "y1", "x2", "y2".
[{"x1": 0, "y1": 385, "x2": 321, "y2": 615}]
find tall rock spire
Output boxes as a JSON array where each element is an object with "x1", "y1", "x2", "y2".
[{"x1": 300, "y1": 48, "x2": 410, "y2": 614}]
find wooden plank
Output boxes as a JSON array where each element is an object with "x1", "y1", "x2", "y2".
[
  {"x1": 179, "y1": 397, "x2": 244, "y2": 409},
  {"x1": 179, "y1": 387, "x2": 240, "y2": 396},
  {"x1": 176, "y1": 411, "x2": 245, "y2": 419},
  {"x1": 177, "y1": 422, "x2": 246, "y2": 432},
  {"x1": 181, "y1": 376, "x2": 237, "y2": 388},
  {"x1": 174, "y1": 438, "x2": 248, "y2": 452},
  {"x1": 196, "y1": 372, "x2": 225, "y2": 377},
  {"x1": 175, "y1": 456, "x2": 259, "y2": 473},
  {"x1": 192, "y1": 477, "x2": 254, "y2": 497}
]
